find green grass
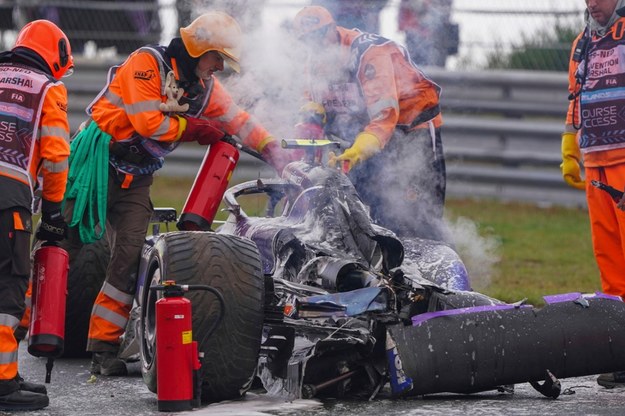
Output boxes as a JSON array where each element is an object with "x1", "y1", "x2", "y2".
[
  {"x1": 445, "y1": 198, "x2": 599, "y2": 306},
  {"x1": 151, "y1": 175, "x2": 601, "y2": 307}
]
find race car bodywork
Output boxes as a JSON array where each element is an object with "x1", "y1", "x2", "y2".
[
  {"x1": 123, "y1": 141, "x2": 625, "y2": 404},
  {"x1": 212, "y1": 157, "x2": 625, "y2": 400}
]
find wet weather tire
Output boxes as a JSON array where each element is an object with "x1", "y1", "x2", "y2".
[{"x1": 140, "y1": 232, "x2": 264, "y2": 403}]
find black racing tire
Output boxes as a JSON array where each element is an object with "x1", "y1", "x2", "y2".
[
  {"x1": 140, "y1": 231, "x2": 264, "y2": 404},
  {"x1": 62, "y1": 238, "x2": 110, "y2": 357}
]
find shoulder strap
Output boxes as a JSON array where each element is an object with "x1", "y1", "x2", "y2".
[
  {"x1": 87, "y1": 46, "x2": 173, "y2": 115},
  {"x1": 572, "y1": 27, "x2": 590, "y2": 63},
  {"x1": 137, "y1": 45, "x2": 173, "y2": 95},
  {"x1": 349, "y1": 32, "x2": 392, "y2": 75}
]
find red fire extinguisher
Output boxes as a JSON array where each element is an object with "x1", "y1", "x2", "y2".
[
  {"x1": 28, "y1": 242, "x2": 69, "y2": 383},
  {"x1": 151, "y1": 281, "x2": 225, "y2": 412},
  {"x1": 177, "y1": 139, "x2": 240, "y2": 231}
]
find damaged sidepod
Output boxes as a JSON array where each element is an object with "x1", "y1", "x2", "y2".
[
  {"x1": 219, "y1": 162, "x2": 625, "y2": 401},
  {"x1": 260, "y1": 284, "x2": 625, "y2": 400},
  {"x1": 390, "y1": 292, "x2": 625, "y2": 398}
]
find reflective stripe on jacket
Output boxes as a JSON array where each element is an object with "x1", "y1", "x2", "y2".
[
  {"x1": 0, "y1": 63, "x2": 70, "y2": 205},
  {"x1": 88, "y1": 46, "x2": 271, "y2": 179}
]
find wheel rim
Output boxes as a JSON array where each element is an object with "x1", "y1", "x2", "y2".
[{"x1": 141, "y1": 264, "x2": 162, "y2": 369}]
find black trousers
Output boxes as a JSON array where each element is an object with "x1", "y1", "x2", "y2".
[
  {"x1": 0, "y1": 207, "x2": 31, "y2": 319},
  {"x1": 349, "y1": 126, "x2": 451, "y2": 243},
  {"x1": 0, "y1": 207, "x2": 31, "y2": 392}
]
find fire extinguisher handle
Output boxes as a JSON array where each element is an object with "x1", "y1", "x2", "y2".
[{"x1": 220, "y1": 134, "x2": 239, "y2": 149}]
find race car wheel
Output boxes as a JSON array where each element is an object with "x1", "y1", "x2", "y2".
[{"x1": 140, "y1": 231, "x2": 264, "y2": 403}]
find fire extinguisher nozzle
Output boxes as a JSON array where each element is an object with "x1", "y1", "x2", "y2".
[{"x1": 45, "y1": 357, "x2": 54, "y2": 384}]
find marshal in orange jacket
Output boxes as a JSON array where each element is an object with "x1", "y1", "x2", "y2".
[
  {"x1": 305, "y1": 26, "x2": 442, "y2": 147},
  {"x1": 0, "y1": 64, "x2": 70, "y2": 208},
  {"x1": 89, "y1": 47, "x2": 271, "y2": 173}
]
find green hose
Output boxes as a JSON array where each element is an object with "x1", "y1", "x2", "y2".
[{"x1": 63, "y1": 121, "x2": 111, "y2": 244}]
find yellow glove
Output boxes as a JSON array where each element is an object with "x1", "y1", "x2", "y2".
[
  {"x1": 295, "y1": 102, "x2": 326, "y2": 140},
  {"x1": 299, "y1": 102, "x2": 327, "y2": 125},
  {"x1": 560, "y1": 132, "x2": 585, "y2": 190},
  {"x1": 328, "y1": 132, "x2": 382, "y2": 172}
]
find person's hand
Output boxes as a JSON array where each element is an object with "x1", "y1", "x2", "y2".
[
  {"x1": 328, "y1": 132, "x2": 382, "y2": 172},
  {"x1": 259, "y1": 139, "x2": 298, "y2": 175},
  {"x1": 36, "y1": 201, "x2": 68, "y2": 242},
  {"x1": 294, "y1": 102, "x2": 326, "y2": 141},
  {"x1": 294, "y1": 122, "x2": 324, "y2": 140},
  {"x1": 177, "y1": 116, "x2": 225, "y2": 145},
  {"x1": 299, "y1": 102, "x2": 326, "y2": 125},
  {"x1": 560, "y1": 132, "x2": 585, "y2": 190}
]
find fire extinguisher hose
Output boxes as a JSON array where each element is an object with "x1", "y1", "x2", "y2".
[
  {"x1": 151, "y1": 282, "x2": 226, "y2": 405},
  {"x1": 151, "y1": 283, "x2": 226, "y2": 343},
  {"x1": 63, "y1": 121, "x2": 111, "y2": 243},
  {"x1": 189, "y1": 285, "x2": 226, "y2": 345},
  {"x1": 189, "y1": 284, "x2": 226, "y2": 404}
]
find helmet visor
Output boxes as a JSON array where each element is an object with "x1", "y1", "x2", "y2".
[
  {"x1": 62, "y1": 66, "x2": 74, "y2": 78},
  {"x1": 218, "y1": 50, "x2": 240, "y2": 73}
]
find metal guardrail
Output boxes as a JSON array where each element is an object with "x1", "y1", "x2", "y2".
[{"x1": 64, "y1": 60, "x2": 586, "y2": 207}]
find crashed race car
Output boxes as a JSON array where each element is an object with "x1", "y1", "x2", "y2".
[{"x1": 65, "y1": 137, "x2": 625, "y2": 404}]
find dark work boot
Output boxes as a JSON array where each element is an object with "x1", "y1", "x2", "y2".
[
  {"x1": 597, "y1": 371, "x2": 625, "y2": 388},
  {"x1": 0, "y1": 389, "x2": 49, "y2": 411},
  {"x1": 16, "y1": 373, "x2": 47, "y2": 395},
  {"x1": 90, "y1": 352, "x2": 128, "y2": 376}
]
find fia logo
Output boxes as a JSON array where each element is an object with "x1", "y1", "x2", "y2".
[{"x1": 11, "y1": 92, "x2": 25, "y2": 103}]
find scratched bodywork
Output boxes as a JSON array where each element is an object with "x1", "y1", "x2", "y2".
[{"x1": 215, "y1": 159, "x2": 625, "y2": 400}]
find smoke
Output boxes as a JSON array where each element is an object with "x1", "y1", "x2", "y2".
[
  {"x1": 224, "y1": 20, "x2": 308, "y2": 139},
  {"x1": 211, "y1": 3, "x2": 503, "y2": 292},
  {"x1": 174, "y1": 0, "x2": 310, "y2": 139},
  {"x1": 446, "y1": 215, "x2": 501, "y2": 291},
  {"x1": 173, "y1": 2, "x2": 499, "y2": 292}
]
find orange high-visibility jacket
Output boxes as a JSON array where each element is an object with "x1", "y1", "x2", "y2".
[
  {"x1": 0, "y1": 62, "x2": 70, "y2": 205},
  {"x1": 306, "y1": 27, "x2": 442, "y2": 146},
  {"x1": 89, "y1": 46, "x2": 270, "y2": 177},
  {"x1": 566, "y1": 19, "x2": 625, "y2": 168}
]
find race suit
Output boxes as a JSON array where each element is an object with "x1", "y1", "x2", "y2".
[
  {"x1": 0, "y1": 60, "x2": 70, "y2": 394},
  {"x1": 306, "y1": 27, "x2": 449, "y2": 242},
  {"x1": 63, "y1": 46, "x2": 272, "y2": 353},
  {"x1": 566, "y1": 17, "x2": 625, "y2": 299}
]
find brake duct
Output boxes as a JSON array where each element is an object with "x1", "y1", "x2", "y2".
[{"x1": 388, "y1": 293, "x2": 625, "y2": 397}]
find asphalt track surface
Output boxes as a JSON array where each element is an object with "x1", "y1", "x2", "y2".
[{"x1": 8, "y1": 342, "x2": 625, "y2": 416}]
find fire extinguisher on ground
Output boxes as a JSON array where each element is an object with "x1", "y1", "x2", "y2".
[
  {"x1": 28, "y1": 242, "x2": 69, "y2": 383},
  {"x1": 150, "y1": 280, "x2": 225, "y2": 412}
]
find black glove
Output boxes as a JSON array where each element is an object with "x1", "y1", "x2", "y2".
[{"x1": 36, "y1": 201, "x2": 68, "y2": 242}]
